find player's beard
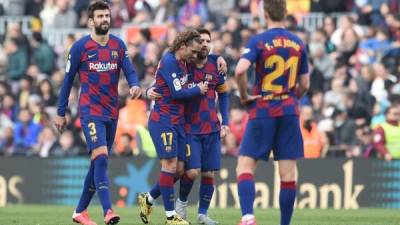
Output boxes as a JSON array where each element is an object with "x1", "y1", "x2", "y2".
[
  {"x1": 198, "y1": 48, "x2": 208, "y2": 60},
  {"x1": 95, "y1": 22, "x2": 109, "y2": 35}
]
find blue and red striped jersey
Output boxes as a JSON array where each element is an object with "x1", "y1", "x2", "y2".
[
  {"x1": 241, "y1": 28, "x2": 309, "y2": 119},
  {"x1": 57, "y1": 34, "x2": 139, "y2": 119},
  {"x1": 150, "y1": 52, "x2": 202, "y2": 125},
  {"x1": 184, "y1": 56, "x2": 229, "y2": 134}
]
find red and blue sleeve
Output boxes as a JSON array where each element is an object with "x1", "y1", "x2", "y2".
[
  {"x1": 57, "y1": 42, "x2": 81, "y2": 117},
  {"x1": 120, "y1": 41, "x2": 139, "y2": 87},
  {"x1": 241, "y1": 36, "x2": 261, "y2": 63},
  {"x1": 158, "y1": 57, "x2": 201, "y2": 99}
]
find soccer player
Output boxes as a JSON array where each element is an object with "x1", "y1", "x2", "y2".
[
  {"x1": 234, "y1": 0, "x2": 310, "y2": 224},
  {"x1": 174, "y1": 28, "x2": 230, "y2": 225},
  {"x1": 54, "y1": 1, "x2": 141, "y2": 225},
  {"x1": 139, "y1": 30, "x2": 208, "y2": 225}
]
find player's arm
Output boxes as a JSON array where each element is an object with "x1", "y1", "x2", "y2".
[
  {"x1": 209, "y1": 54, "x2": 227, "y2": 74},
  {"x1": 295, "y1": 45, "x2": 310, "y2": 98},
  {"x1": 235, "y1": 37, "x2": 261, "y2": 103},
  {"x1": 216, "y1": 74, "x2": 230, "y2": 137},
  {"x1": 159, "y1": 59, "x2": 207, "y2": 99},
  {"x1": 120, "y1": 41, "x2": 141, "y2": 99},
  {"x1": 55, "y1": 43, "x2": 81, "y2": 133}
]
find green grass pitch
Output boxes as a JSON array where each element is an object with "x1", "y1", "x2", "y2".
[{"x1": 0, "y1": 205, "x2": 399, "y2": 225}]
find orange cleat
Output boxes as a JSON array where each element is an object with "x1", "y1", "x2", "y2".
[
  {"x1": 72, "y1": 210, "x2": 98, "y2": 225},
  {"x1": 104, "y1": 209, "x2": 120, "y2": 225}
]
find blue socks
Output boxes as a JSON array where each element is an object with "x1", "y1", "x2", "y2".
[
  {"x1": 179, "y1": 174, "x2": 194, "y2": 202},
  {"x1": 198, "y1": 176, "x2": 214, "y2": 215},
  {"x1": 159, "y1": 171, "x2": 175, "y2": 211},
  {"x1": 280, "y1": 181, "x2": 297, "y2": 225},
  {"x1": 94, "y1": 155, "x2": 111, "y2": 216},
  {"x1": 76, "y1": 161, "x2": 96, "y2": 213},
  {"x1": 237, "y1": 173, "x2": 255, "y2": 216}
]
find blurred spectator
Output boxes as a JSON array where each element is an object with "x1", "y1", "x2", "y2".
[
  {"x1": 37, "y1": 79, "x2": 57, "y2": 107},
  {"x1": 4, "y1": 38, "x2": 28, "y2": 81},
  {"x1": 300, "y1": 105, "x2": 328, "y2": 158},
  {"x1": 309, "y1": 40, "x2": 334, "y2": 81},
  {"x1": 330, "y1": 15, "x2": 363, "y2": 48},
  {"x1": 30, "y1": 32, "x2": 55, "y2": 75},
  {"x1": 135, "y1": 125, "x2": 157, "y2": 157},
  {"x1": 153, "y1": 0, "x2": 176, "y2": 25},
  {"x1": 18, "y1": 76, "x2": 34, "y2": 109},
  {"x1": 40, "y1": 0, "x2": 58, "y2": 29},
  {"x1": 114, "y1": 132, "x2": 134, "y2": 156},
  {"x1": 359, "y1": 28, "x2": 391, "y2": 65},
  {"x1": 331, "y1": 108, "x2": 358, "y2": 157},
  {"x1": 1, "y1": 93, "x2": 18, "y2": 122},
  {"x1": 382, "y1": 35, "x2": 400, "y2": 77},
  {"x1": 34, "y1": 125, "x2": 58, "y2": 157},
  {"x1": 52, "y1": 0, "x2": 77, "y2": 28},
  {"x1": 51, "y1": 130, "x2": 80, "y2": 156},
  {"x1": 110, "y1": 0, "x2": 129, "y2": 28},
  {"x1": 225, "y1": 108, "x2": 248, "y2": 156},
  {"x1": 373, "y1": 105, "x2": 400, "y2": 160},
  {"x1": 6, "y1": 22, "x2": 30, "y2": 51},
  {"x1": 178, "y1": 0, "x2": 208, "y2": 27},
  {"x1": 308, "y1": 61, "x2": 326, "y2": 94},
  {"x1": 131, "y1": 0, "x2": 153, "y2": 25},
  {"x1": 13, "y1": 108, "x2": 42, "y2": 154},
  {"x1": 0, "y1": 127, "x2": 15, "y2": 155},
  {"x1": 127, "y1": 43, "x2": 145, "y2": 81},
  {"x1": 0, "y1": 43, "x2": 8, "y2": 75}
]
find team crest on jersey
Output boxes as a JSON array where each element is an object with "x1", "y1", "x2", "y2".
[
  {"x1": 205, "y1": 74, "x2": 213, "y2": 81},
  {"x1": 112, "y1": 50, "x2": 118, "y2": 59}
]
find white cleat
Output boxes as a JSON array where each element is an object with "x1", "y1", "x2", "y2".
[
  {"x1": 175, "y1": 198, "x2": 188, "y2": 219},
  {"x1": 197, "y1": 214, "x2": 219, "y2": 225}
]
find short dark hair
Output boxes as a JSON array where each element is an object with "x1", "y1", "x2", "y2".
[
  {"x1": 170, "y1": 30, "x2": 201, "y2": 53},
  {"x1": 88, "y1": 1, "x2": 109, "y2": 19},
  {"x1": 196, "y1": 28, "x2": 211, "y2": 37},
  {"x1": 264, "y1": 0, "x2": 287, "y2": 22}
]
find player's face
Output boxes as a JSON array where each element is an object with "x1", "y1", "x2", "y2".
[
  {"x1": 184, "y1": 41, "x2": 201, "y2": 62},
  {"x1": 198, "y1": 33, "x2": 211, "y2": 59},
  {"x1": 92, "y1": 9, "x2": 110, "y2": 35}
]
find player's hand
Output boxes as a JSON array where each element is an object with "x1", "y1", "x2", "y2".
[
  {"x1": 146, "y1": 87, "x2": 162, "y2": 100},
  {"x1": 130, "y1": 86, "x2": 142, "y2": 99},
  {"x1": 54, "y1": 115, "x2": 67, "y2": 134},
  {"x1": 197, "y1": 81, "x2": 209, "y2": 94},
  {"x1": 217, "y1": 56, "x2": 228, "y2": 74},
  {"x1": 241, "y1": 94, "x2": 261, "y2": 104},
  {"x1": 220, "y1": 125, "x2": 230, "y2": 138}
]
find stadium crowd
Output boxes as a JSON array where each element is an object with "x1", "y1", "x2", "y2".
[{"x1": 0, "y1": 0, "x2": 399, "y2": 160}]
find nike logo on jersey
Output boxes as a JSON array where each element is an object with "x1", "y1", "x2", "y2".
[{"x1": 88, "y1": 54, "x2": 96, "y2": 59}]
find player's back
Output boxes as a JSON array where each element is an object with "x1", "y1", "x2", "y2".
[
  {"x1": 150, "y1": 52, "x2": 189, "y2": 125},
  {"x1": 242, "y1": 28, "x2": 308, "y2": 119}
]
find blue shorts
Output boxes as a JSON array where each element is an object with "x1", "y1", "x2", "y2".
[
  {"x1": 148, "y1": 120, "x2": 187, "y2": 161},
  {"x1": 80, "y1": 117, "x2": 118, "y2": 153},
  {"x1": 239, "y1": 116, "x2": 304, "y2": 161},
  {"x1": 186, "y1": 132, "x2": 221, "y2": 172}
]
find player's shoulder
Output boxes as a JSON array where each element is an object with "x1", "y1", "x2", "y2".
[
  {"x1": 207, "y1": 54, "x2": 219, "y2": 64},
  {"x1": 109, "y1": 34, "x2": 126, "y2": 46},
  {"x1": 71, "y1": 35, "x2": 91, "y2": 49},
  {"x1": 161, "y1": 51, "x2": 176, "y2": 64}
]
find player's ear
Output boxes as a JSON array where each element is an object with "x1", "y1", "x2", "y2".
[{"x1": 88, "y1": 18, "x2": 94, "y2": 28}]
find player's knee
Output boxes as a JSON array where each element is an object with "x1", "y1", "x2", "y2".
[
  {"x1": 161, "y1": 158, "x2": 178, "y2": 173},
  {"x1": 90, "y1": 146, "x2": 108, "y2": 160},
  {"x1": 201, "y1": 171, "x2": 214, "y2": 178},
  {"x1": 279, "y1": 170, "x2": 296, "y2": 181},
  {"x1": 186, "y1": 169, "x2": 200, "y2": 179}
]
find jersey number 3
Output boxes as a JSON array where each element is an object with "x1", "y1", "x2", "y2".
[{"x1": 262, "y1": 55, "x2": 299, "y2": 93}]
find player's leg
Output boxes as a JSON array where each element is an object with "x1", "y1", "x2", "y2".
[
  {"x1": 176, "y1": 134, "x2": 201, "y2": 219},
  {"x1": 197, "y1": 132, "x2": 221, "y2": 225},
  {"x1": 273, "y1": 116, "x2": 303, "y2": 225},
  {"x1": 236, "y1": 118, "x2": 276, "y2": 225},
  {"x1": 101, "y1": 119, "x2": 120, "y2": 225},
  {"x1": 278, "y1": 160, "x2": 297, "y2": 225},
  {"x1": 143, "y1": 121, "x2": 189, "y2": 225}
]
